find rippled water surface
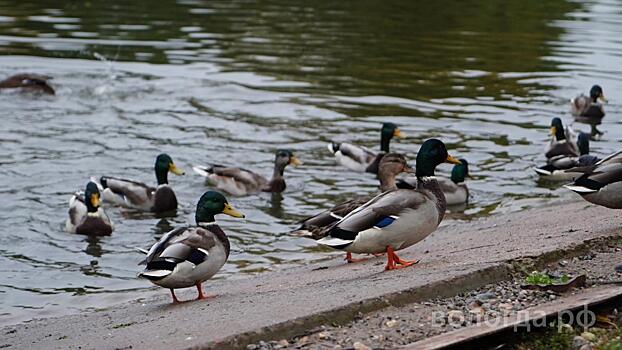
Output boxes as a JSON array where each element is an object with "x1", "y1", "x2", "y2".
[{"x1": 2, "y1": 0, "x2": 622, "y2": 325}]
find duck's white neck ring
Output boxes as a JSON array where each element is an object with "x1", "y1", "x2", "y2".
[{"x1": 198, "y1": 221, "x2": 216, "y2": 227}]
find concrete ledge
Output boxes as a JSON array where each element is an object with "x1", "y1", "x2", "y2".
[{"x1": 2, "y1": 201, "x2": 621, "y2": 350}]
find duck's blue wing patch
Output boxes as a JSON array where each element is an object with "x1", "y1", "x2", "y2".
[{"x1": 374, "y1": 216, "x2": 396, "y2": 228}]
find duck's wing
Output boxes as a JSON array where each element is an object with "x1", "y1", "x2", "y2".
[
  {"x1": 570, "y1": 94, "x2": 590, "y2": 115},
  {"x1": 194, "y1": 164, "x2": 267, "y2": 190},
  {"x1": 545, "y1": 141, "x2": 579, "y2": 159},
  {"x1": 290, "y1": 197, "x2": 368, "y2": 239},
  {"x1": 566, "y1": 152, "x2": 622, "y2": 192},
  {"x1": 328, "y1": 142, "x2": 377, "y2": 171},
  {"x1": 319, "y1": 189, "x2": 427, "y2": 246},
  {"x1": 139, "y1": 226, "x2": 218, "y2": 280},
  {"x1": 65, "y1": 191, "x2": 87, "y2": 233},
  {"x1": 437, "y1": 177, "x2": 459, "y2": 194},
  {"x1": 99, "y1": 176, "x2": 154, "y2": 207}
]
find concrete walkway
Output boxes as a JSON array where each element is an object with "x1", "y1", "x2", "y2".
[{"x1": 2, "y1": 201, "x2": 621, "y2": 350}]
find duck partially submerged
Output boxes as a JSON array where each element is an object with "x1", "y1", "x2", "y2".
[
  {"x1": 564, "y1": 151, "x2": 622, "y2": 209},
  {"x1": 317, "y1": 139, "x2": 460, "y2": 271},
  {"x1": 0, "y1": 73, "x2": 55, "y2": 95},
  {"x1": 327, "y1": 122, "x2": 404, "y2": 173},
  {"x1": 535, "y1": 132, "x2": 599, "y2": 181},
  {"x1": 139, "y1": 191, "x2": 244, "y2": 303},
  {"x1": 571, "y1": 85, "x2": 606, "y2": 138},
  {"x1": 545, "y1": 117, "x2": 579, "y2": 159},
  {"x1": 65, "y1": 182, "x2": 113, "y2": 236},
  {"x1": 290, "y1": 153, "x2": 413, "y2": 246},
  {"x1": 193, "y1": 150, "x2": 301, "y2": 196},
  {"x1": 99, "y1": 154, "x2": 184, "y2": 213}
]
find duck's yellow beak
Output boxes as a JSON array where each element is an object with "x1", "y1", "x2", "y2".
[
  {"x1": 549, "y1": 126, "x2": 556, "y2": 136},
  {"x1": 446, "y1": 155, "x2": 461, "y2": 165},
  {"x1": 169, "y1": 163, "x2": 185, "y2": 175},
  {"x1": 393, "y1": 128, "x2": 405, "y2": 138},
  {"x1": 289, "y1": 156, "x2": 302, "y2": 166},
  {"x1": 222, "y1": 203, "x2": 245, "y2": 218},
  {"x1": 599, "y1": 94, "x2": 608, "y2": 103},
  {"x1": 90, "y1": 193, "x2": 100, "y2": 208}
]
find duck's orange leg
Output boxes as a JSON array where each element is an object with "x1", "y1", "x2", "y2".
[
  {"x1": 345, "y1": 252, "x2": 368, "y2": 263},
  {"x1": 385, "y1": 246, "x2": 418, "y2": 270},
  {"x1": 170, "y1": 289, "x2": 180, "y2": 303},
  {"x1": 195, "y1": 282, "x2": 216, "y2": 300}
]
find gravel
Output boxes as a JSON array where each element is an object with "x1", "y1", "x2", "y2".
[{"x1": 247, "y1": 241, "x2": 622, "y2": 350}]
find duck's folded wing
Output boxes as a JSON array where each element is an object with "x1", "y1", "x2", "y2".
[
  {"x1": 141, "y1": 226, "x2": 189, "y2": 264},
  {"x1": 66, "y1": 192, "x2": 87, "y2": 230},
  {"x1": 210, "y1": 166, "x2": 267, "y2": 186},
  {"x1": 100, "y1": 176, "x2": 153, "y2": 205},
  {"x1": 291, "y1": 197, "x2": 368, "y2": 239},
  {"x1": 322, "y1": 190, "x2": 426, "y2": 243},
  {"x1": 337, "y1": 143, "x2": 377, "y2": 164},
  {"x1": 573, "y1": 162, "x2": 622, "y2": 191}
]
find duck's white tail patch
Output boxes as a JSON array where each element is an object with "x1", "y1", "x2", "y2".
[
  {"x1": 327, "y1": 142, "x2": 338, "y2": 154},
  {"x1": 564, "y1": 184, "x2": 597, "y2": 193},
  {"x1": 192, "y1": 165, "x2": 211, "y2": 177},
  {"x1": 139, "y1": 270, "x2": 171, "y2": 280},
  {"x1": 533, "y1": 167, "x2": 552, "y2": 176},
  {"x1": 317, "y1": 236, "x2": 353, "y2": 247}
]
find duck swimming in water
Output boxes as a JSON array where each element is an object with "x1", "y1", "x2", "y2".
[
  {"x1": 571, "y1": 85, "x2": 606, "y2": 139},
  {"x1": 545, "y1": 117, "x2": 579, "y2": 159},
  {"x1": 0, "y1": 73, "x2": 55, "y2": 95},
  {"x1": 327, "y1": 122, "x2": 404, "y2": 173},
  {"x1": 534, "y1": 132, "x2": 599, "y2": 181},
  {"x1": 65, "y1": 182, "x2": 113, "y2": 236}
]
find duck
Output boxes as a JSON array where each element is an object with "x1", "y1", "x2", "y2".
[
  {"x1": 564, "y1": 150, "x2": 622, "y2": 209},
  {"x1": 192, "y1": 149, "x2": 301, "y2": 196},
  {"x1": 327, "y1": 122, "x2": 404, "y2": 173},
  {"x1": 534, "y1": 132, "x2": 599, "y2": 181},
  {"x1": 545, "y1": 117, "x2": 579, "y2": 159},
  {"x1": 317, "y1": 139, "x2": 461, "y2": 271},
  {"x1": 138, "y1": 191, "x2": 244, "y2": 303},
  {"x1": 571, "y1": 85, "x2": 606, "y2": 138},
  {"x1": 290, "y1": 153, "x2": 413, "y2": 249},
  {"x1": 98, "y1": 153, "x2": 185, "y2": 213},
  {"x1": 0, "y1": 73, "x2": 55, "y2": 95},
  {"x1": 397, "y1": 159, "x2": 470, "y2": 206},
  {"x1": 65, "y1": 181, "x2": 114, "y2": 236}
]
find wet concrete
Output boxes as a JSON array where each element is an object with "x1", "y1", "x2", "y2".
[{"x1": 2, "y1": 201, "x2": 620, "y2": 350}]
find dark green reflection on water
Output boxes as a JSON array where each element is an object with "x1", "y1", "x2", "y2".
[{"x1": 0, "y1": 0, "x2": 577, "y2": 101}]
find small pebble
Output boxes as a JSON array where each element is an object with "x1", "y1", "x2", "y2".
[{"x1": 353, "y1": 341, "x2": 371, "y2": 350}]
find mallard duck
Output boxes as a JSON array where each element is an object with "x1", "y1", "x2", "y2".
[
  {"x1": 317, "y1": 139, "x2": 460, "y2": 271},
  {"x1": 65, "y1": 181, "x2": 113, "y2": 236},
  {"x1": 564, "y1": 150, "x2": 622, "y2": 209},
  {"x1": 397, "y1": 159, "x2": 469, "y2": 206},
  {"x1": 535, "y1": 132, "x2": 599, "y2": 181},
  {"x1": 327, "y1": 122, "x2": 404, "y2": 173},
  {"x1": 192, "y1": 150, "x2": 301, "y2": 196},
  {"x1": 571, "y1": 85, "x2": 606, "y2": 138},
  {"x1": 99, "y1": 153, "x2": 184, "y2": 213},
  {"x1": 138, "y1": 191, "x2": 244, "y2": 303},
  {"x1": 545, "y1": 117, "x2": 579, "y2": 159},
  {"x1": 290, "y1": 153, "x2": 413, "y2": 246},
  {"x1": 0, "y1": 73, "x2": 55, "y2": 95}
]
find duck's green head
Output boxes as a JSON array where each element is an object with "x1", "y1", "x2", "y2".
[
  {"x1": 415, "y1": 139, "x2": 461, "y2": 177},
  {"x1": 577, "y1": 132, "x2": 590, "y2": 155},
  {"x1": 195, "y1": 191, "x2": 245, "y2": 223},
  {"x1": 590, "y1": 85, "x2": 606, "y2": 103},
  {"x1": 450, "y1": 159, "x2": 469, "y2": 184},
  {"x1": 550, "y1": 118, "x2": 566, "y2": 141},
  {"x1": 380, "y1": 122, "x2": 404, "y2": 152},
  {"x1": 274, "y1": 149, "x2": 302, "y2": 175},
  {"x1": 155, "y1": 153, "x2": 185, "y2": 185},
  {"x1": 84, "y1": 181, "x2": 101, "y2": 213}
]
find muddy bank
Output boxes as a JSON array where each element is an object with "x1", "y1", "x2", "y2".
[{"x1": 2, "y1": 201, "x2": 621, "y2": 350}]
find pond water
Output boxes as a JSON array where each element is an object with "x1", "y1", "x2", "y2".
[{"x1": 1, "y1": 0, "x2": 622, "y2": 326}]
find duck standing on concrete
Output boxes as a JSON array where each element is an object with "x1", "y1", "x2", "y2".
[
  {"x1": 571, "y1": 85, "x2": 606, "y2": 139},
  {"x1": 327, "y1": 122, "x2": 404, "y2": 173},
  {"x1": 317, "y1": 139, "x2": 461, "y2": 271},
  {"x1": 139, "y1": 191, "x2": 244, "y2": 303},
  {"x1": 290, "y1": 153, "x2": 413, "y2": 263},
  {"x1": 564, "y1": 151, "x2": 622, "y2": 209},
  {"x1": 0, "y1": 73, "x2": 55, "y2": 95}
]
